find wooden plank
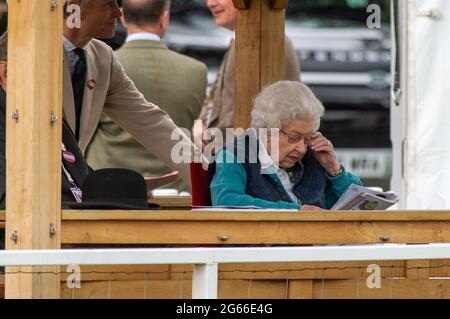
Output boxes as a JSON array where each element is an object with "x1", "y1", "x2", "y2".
[
  {"x1": 6, "y1": 0, "x2": 63, "y2": 299},
  {"x1": 15, "y1": 269, "x2": 444, "y2": 299},
  {"x1": 4, "y1": 210, "x2": 450, "y2": 222},
  {"x1": 261, "y1": 0, "x2": 284, "y2": 87},
  {"x1": 57, "y1": 278, "x2": 450, "y2": 299},
  {"x1": 232, "y1": 0, "x2": 250, "y2": 9},
  {"x1": 311, "y1": 279, "x2": 450, "y2": 299},
  {"x1": 219, "y1": 279, "x2": 286, "y2": 299},
  {"x1": 61, "y1": 280, "x2": 192, "y2": 299},
  {"x1": 59, "y1": 265, "x2": 171, "y2": 283},
  {"x1": 150, "y1": 196, "x2": 191, "y2": 210},
  {"x1": 59, "y1": 210, "x2": 450, "y2": 222},
  {"x1": 61, "y1": 220, "x2": 450, "y2": 244},
  {"x1": 234, "y1": 0, "x2": 286, "y2": 128},
  {"x1": 60, "y1": 279, "x2": 286, "y2": 299},
  {"x1": 218, "y1": 261, "x2": 406, "y2": 280}
]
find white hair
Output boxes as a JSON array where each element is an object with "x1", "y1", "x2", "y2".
[{"x1": 251, "y1": 81, "x2": 325, "y2": 131}]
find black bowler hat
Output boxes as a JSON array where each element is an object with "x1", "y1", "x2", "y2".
[{"x1": 69, "y1": 168, "x2": 159, "y2": 210}]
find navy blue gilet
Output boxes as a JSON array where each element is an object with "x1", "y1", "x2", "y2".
[{"x1": 208, "y1": 131, "x2": 330, "y2": 208}]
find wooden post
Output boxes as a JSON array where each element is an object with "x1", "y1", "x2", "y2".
[
  {"x1": 233, "y1": 0, "x2": 287, "y2": 129},
  {"x1": 5, "y1": 0, "x2": 63, "y2": 298}
]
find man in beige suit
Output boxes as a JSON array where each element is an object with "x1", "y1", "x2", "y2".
[
  {"x1": 61, "y1": 0, "x2": 195, "y2": 186},
  {"x1": 192, "y1": 0, "x2": 301, "y2": 148},
  {"x1": 85, "y1": 0, "x2": 207, "y2": 192}
]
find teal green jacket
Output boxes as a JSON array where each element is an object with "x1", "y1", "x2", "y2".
[{"x1": 210, "y1": 149, "x2": 362, "y2": 210}]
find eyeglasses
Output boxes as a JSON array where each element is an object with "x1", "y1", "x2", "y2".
[{"x1": 280, "y1": 129, "x2": 311, "y2": 145}]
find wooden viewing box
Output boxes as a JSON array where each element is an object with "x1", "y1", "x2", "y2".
[
  {"x1": 2, "y1": 207, "x2": 450, "y2": 298},
  {"x1": 2, "y1": 0, "x2": 450, "y2": 299}
]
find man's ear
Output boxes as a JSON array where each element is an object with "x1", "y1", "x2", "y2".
[
  {"x1": 0, "y1": 62, "x2": 7, "y2": 91},
  {"x1": 160, "y1": 10, "x2": 170, "y2": 36},
  {"x1": 119, "y1": 8, "x2": 127, "y2": 28}
]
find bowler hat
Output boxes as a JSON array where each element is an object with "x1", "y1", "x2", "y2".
[{"x1": 69, "y1": 168, "x2": 159, "y2": 210}]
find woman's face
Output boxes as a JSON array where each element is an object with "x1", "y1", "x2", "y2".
[{"x1": 269, "y1": 118, "x2": 317, "y2": 169}]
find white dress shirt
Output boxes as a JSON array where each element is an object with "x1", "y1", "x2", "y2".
[
  {"x1": 125, "y1": 32, "x2": 161, "y2": 43},
  {"x1": 250, "y1": 128, "x2": 300, "y2": 203}
]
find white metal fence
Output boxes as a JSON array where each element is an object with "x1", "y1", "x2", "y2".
[{"x1": 2, "y1": 244, "x2": 450, "y2": 298}]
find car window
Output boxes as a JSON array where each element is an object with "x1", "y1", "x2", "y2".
[{"x1": 286, "y1": 0, "x2": 390, "y2": 26}]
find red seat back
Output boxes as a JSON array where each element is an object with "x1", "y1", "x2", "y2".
[{"x1": 190, "y1": 162, "x2": 211, "y2": 206}]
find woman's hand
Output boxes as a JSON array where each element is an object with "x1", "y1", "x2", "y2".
[
  {"x1": 309, "y1": 132, "x2": 341, "y2": 176},
  {"x1": 300, "y1": 205, "x2": 326, "y2": 211}
]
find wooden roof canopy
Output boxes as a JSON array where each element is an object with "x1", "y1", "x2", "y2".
[{"x1": 2, "y1": 0, "x2": 288, "y2": 299}]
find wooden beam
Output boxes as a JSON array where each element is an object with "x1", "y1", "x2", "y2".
[
  {"x1": 311, "y1": 278, "x2": 450, "y2": 299},
  {"x1": 58, "y1": 210, "x2": 450, "y2": 222},
  {"x1": 59, "y1": 279, "x2": 287, "y2": 299},
  {"x1": 150, "y1": 196, "x2": 192, "y2": 210},
  {"x1": 6, "y1": 0, "x2": 63, "y2": 298},
  {"x1": 234, "y1": 0, "x2": 286, "y2": 129},
  {"x1": 59, "y1": 265, "x2": 172, "y2": 282},
  {"x1": 430, "y1": 259, "x2": 450, "y2": 277},
  {"x1": 270, "y1": 0, "x2": 288, "y2": 9},
  {"x1": 232, "y1": 0, "x2": 250, "y2": 9},
  {"x1": 4, "y1": 209, "x2": 450, "y2": 244},
  {"x1": 60, "y1": 220, "x2": 450, "y2": 245},
  {"x1": 60, "y1": 220, "x2": 450, "y2": 244}
]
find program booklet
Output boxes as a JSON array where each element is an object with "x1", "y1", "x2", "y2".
[
  {"x1": 330, "y1": 184, "x2": 399, "y2": 210},
  {"x1": 192, "y1": 206, "x2": 297, "y2": 211}
]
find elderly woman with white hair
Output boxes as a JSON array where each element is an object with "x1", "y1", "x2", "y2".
[{"x1": 209, "y1": 81, "x2": 362, "y2": 211}]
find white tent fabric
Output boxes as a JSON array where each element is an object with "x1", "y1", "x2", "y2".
[{"x1": 406, "y1": 0, "x2": 450, "y2": 209}]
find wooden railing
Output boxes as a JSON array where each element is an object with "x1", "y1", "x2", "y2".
[{"x1": 2, "y1": 202, "x2": 450, "y2": 298}]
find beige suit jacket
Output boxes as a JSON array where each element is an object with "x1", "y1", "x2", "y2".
[
  {"x1": 199, "y1": 37, "x2": 301, "y2": 132},
  {"x1": 85, "y1": 40, "x2": 207, "y2": 191},
  {"x1": 63, "y1": 39, "x2": 194, "y2": 186}
]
